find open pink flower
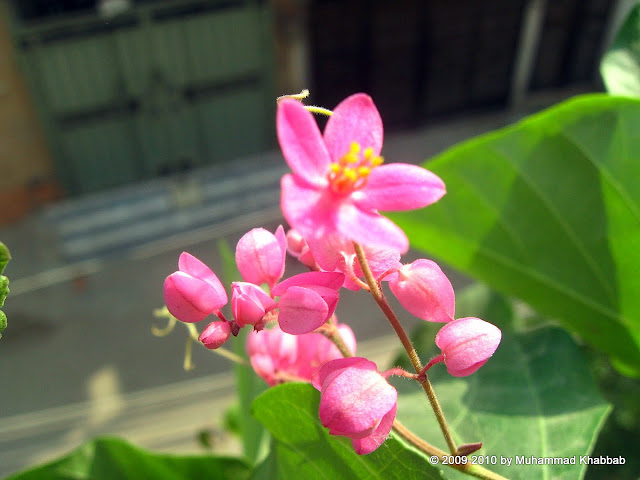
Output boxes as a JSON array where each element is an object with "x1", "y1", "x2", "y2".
[
  {"x1": 277, "y1": 93, "x2": 446, "y2": 253},
  {"x1": 272, "y1": 271, "x2": 344, "y2": 335},
  {"x1": 312, "y1": 357, "x2": 397, "y2": 455},
  {"x1": 163, "y1": 252, "x2": 227, "y2": 323},
  {"x1": 435, "y1": 317, "x2": 502, "y2": 377}
]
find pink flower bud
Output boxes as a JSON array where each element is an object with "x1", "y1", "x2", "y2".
[
  {"x1": 163, "y1": 252, "x2": 228, "y2": 323},
  {"x1": 272, "y1": 272, "x2": 344, "y2": 335},
  {"x1": 236, "y1": 226, "x2": 286, "y2": 288},
  {"x1": 435, "y1": 317, "x2": 502, "y2": 377},
  {"x1": 198, "y1": 321, "x2": 232, "y2": 349},
  {"x1": 285, "y1": 229, "x2": 317, "y2": 268},
  {"x1": 388, "y1": 259, "x2": 454, "y2": 323},
  {"x1": 312, "y1": 357, "x2": 397, "y2": 455},
  {"x1": 231, "y1": 282, "x2": 276, "y2": 328}
]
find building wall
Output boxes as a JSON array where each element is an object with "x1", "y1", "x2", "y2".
[{"x1": 0, "y1": 6, "x2": 59, "y2": 224}]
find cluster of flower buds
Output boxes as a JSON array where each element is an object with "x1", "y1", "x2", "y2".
[
  {"x1": 164, "y1": 225, "x2": 345, "y2": 343},
  {"x1": 162, "y1": 92, "x2": 502, "y2": 455}
]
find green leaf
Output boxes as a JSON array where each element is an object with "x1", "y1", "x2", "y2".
[
  {"x1": 394, "y1": 289, "x2": 610, "y2": 480},
  {"x1": 391, "y1": 95, "x2": 640, "y2": 376},
  {"x1": 601, "y1": 4, "x2": 640, "y2": 97},
  {"x1": 0, "y1": 241, "x2": 10, "y2": 275},
  {"x1": 0, "y1": 309, "x2": 6, "y2": 339},
  {"x1": 251, "y1": 382, "x2": 445, "y2": 480},
  {"x1": 0, "y1": 275, "x2": 9, "y2": 308},
  {"x1": 6, "y1": 437, "x2": 251, "y2": 480}
]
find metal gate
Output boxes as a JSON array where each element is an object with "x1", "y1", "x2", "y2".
[{"x1": 10, "y1": 0, "x2": 274, "y2": 195}]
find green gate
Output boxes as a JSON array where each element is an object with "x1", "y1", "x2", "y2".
[{"x1": 9, "y1": 0, "x2": 274, "y2": 195}]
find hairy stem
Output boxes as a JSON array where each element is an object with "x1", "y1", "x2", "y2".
[{"x1": 353, "y1": 242, "x2": 457, "y2": 454}]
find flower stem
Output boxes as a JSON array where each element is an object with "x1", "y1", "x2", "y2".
[
  {"x1": 353, "y1": 242, "x2": 457, "y2": 454},
  {"x1": 184, "y1": 322, "x2": 249, "y2": 366},
  {"x1": 393, "y1": 420, "x2": 509, "y2": 480}
]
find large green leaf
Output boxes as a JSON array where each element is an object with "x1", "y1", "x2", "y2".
[
  {"x1": 393, "y1": 286, "x2": 611, "y2": 480},
  {"x1": 6, "y1": 437, "x2": 250, "y2": 480},
  {"x1": 251, "y1": 383, "x2": 445, "y2": 480},
  {"x1": 601, "y1": 4, "x2": 640, "y2": 97},
  {"x1": 391, "y1": 95, "x2": 640, "y2": 376}
]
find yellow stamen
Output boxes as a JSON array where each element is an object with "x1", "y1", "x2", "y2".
[
  {"x1": 343, "y1": 152, "x2": 359, "y2": 164},
  {"x1": 343, "y1": 168, "x2": 357, "y2": 182},
  {"x1": 357, "y1": 166, "x2": 371, "y2": 177},
  {"x1": 329, "y1": 163, "x2": 341, "y2": 174},
  {"x1": 363, "y1": 147, "x2": 374, "y2": 160},
  {"x1": 350, "y1": 142, "x2": 361, "y2": 154},
  {"x1": 372, "y1": 156, "x2": 384, "y2": 166}
]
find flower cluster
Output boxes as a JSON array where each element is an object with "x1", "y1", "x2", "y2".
[{"x1": 162, "y1": 93, "x2": 502, "y2": 455}]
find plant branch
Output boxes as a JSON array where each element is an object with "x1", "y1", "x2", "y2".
[{"x1": 353, "y1": 242, "x2": 457, "y2": 454}]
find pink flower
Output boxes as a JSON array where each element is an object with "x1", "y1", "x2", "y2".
[
  {"x1": 231, "y1": 282, "x2": 277, "y2": 329},
  {"x1": 388, "y1": 259, "x2": 455, "y2": 323},
  {"x1": 312, "y1": 357, "x2": 397, "y2": 455},
  {"x1": 246, "y1": 325, "x2": 298, "y2": 385},
  {"x1": 246, "y1": 323, "x2": 356, "y2": 385},
  {"x1": 277, "y1": 93, "x2": 445, "y2": 253},
  {"x1": 272, "y1": 271, "x2": 344, "y2": 335},
  {"x1": 435, "y1": 317, "x2": 502, "y2": 377},
  {"x1": 236, "y1": 226, "x2": 287, "y2": 289},
  {"x1": 163, "y1": 252, "x2": 227, "y2": 323},
  {"x1": 198, "y1": 321, "x2": 232, "y2": 349}
]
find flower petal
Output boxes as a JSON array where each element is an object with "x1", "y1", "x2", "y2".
[
  {"x1": 355, "y1": 164, "x2": 446, "y2": 211},
  {"x1": 335, "y1": 202, "x2": 409, "y2": 253},
  {"x1": 272, "y1": 271, "x2": 344, "y2": 296},
  {"x1": 236, "y1": 227, "x2": 286, "y2": 287},
  {"x1": 277, "y1": 99, "x2": 331, "y2": 186},
  {"x1": 312, "y1": 356, "x2": 371, "y2": 390},
  {"x1": 281, "y1": 174, "x2": 336, "y2": 240},
  {"x1": 319, "y1": 363, "x2": 397, "y2": 437},
  {"x1": 163, "y1": 273, "x2": 219, "y2": 323},
  {"x1": 278, "y1": 286, "x2": 329, "y2": 335},
  {"x1": 178, "y1": 252, "x2": 227, "y2": 305},
  {"x1": 388, "y1": 259, "x2": 455, "y2": 323},
  {"x1": 351, "y1": 404, "x2": 397, "y2": 455},
  {"x1": 324, "y1": 94, "x2": 383, "y2": 160}
]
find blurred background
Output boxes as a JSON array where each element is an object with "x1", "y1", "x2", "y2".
[{"x1": 0, "y1": 0, "x2": 634, "y2": 476}]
